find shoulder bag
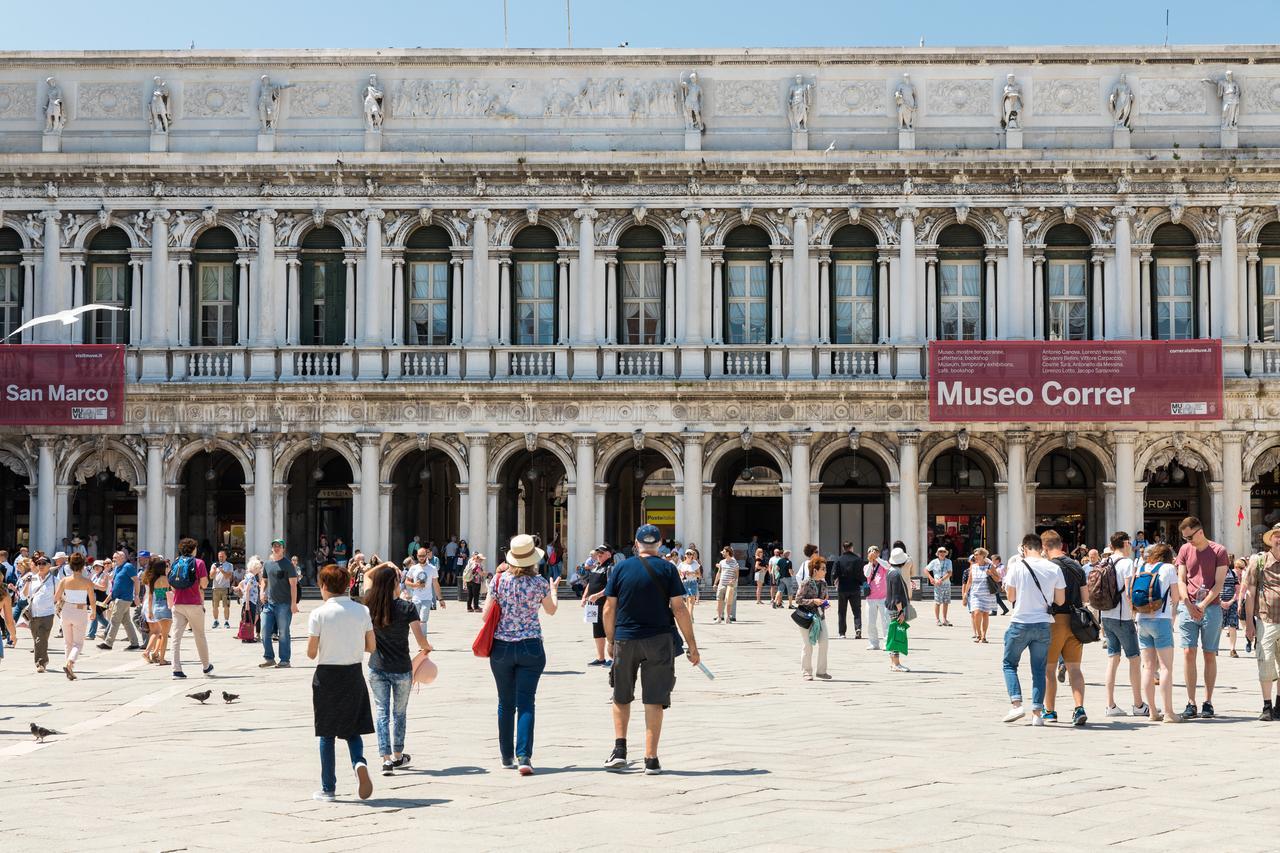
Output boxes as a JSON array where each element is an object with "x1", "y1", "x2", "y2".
[
  {"x1": 637, "y1": 555, "x2": 685, "y2": 656},
  {"x1": 471, "y1": 575, "x2": 503, "y2": 658}
]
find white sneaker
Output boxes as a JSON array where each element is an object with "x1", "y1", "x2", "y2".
[
  {"x1": 1030, "y1": 714, "x2": 1045, "y2": 727},
  {"x1": 1002, "y1": 705, "x2": 1027, "y2": 723},
  {"x1": 1132, "y1": 703, "x2": 1150, "y2": 716},
  {"x1": 312, "y1": 790, "x2": 335, "y2": 802},
  {"x1": 866, "y1": 643, "x2": 880, "y2": 651},
  {"x1": 890, "y1": 663, "x2": 910, "y2": 673},
  {"x1": 1104, "y1": 705, "x2": 1128, "y2": 717}
]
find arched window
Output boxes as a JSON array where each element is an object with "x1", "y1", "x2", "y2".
[
  {"x1": 618, "y1": 225, "x2": 664, "y2": 345},
  {"x1": 830, "y1": 224, "x2": 878, "y2": 344},
  {"x1": 193, "y1": 227, "x2": 238, "y2": 346},
  {"x1": 724, "y1": 225, "x2": 770, "y2": 345},
  {"x1": 1259, "y1": 222, "x2": 1280, "y2": 341},
  {"x1": 1152, "y1": 223, "x2": 1196, "y2": 340},
  {"x1": 405, "y1": 226, "x2": 451, "y2": 345},
  {"x1": 1044, "y1": 223, "x2": 1091, "y2": 341},
  {"x1": 512, "y1": 226, "x2": 558, "y2": 346},
  {"x1": 0, "y1": 228, "x2": 21, "y2": 339},
  {"x1": 937, "y1": 225, "x2": 984, "y2": 341},
  {"x1": 300, "y1": 227, "x2": 346, "y2": 346},
  {"x1": 86, "y1": 228, "x2": 130, "y2": 344}
]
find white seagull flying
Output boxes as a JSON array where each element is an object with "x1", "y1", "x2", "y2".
[{"x1": 6, "y1": 304, "x2": 125, "y2": 340}]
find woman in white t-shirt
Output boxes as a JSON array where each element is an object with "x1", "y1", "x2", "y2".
[
  {"x1": 1131, "y1": 543, "x2": 1183, "y2": 724},
  {"x1": 678, "y1": 550, "x2": 702, "y2": 618},
  {"x1": 714, "y1": 548, "x2": 739, "y2": 624}
]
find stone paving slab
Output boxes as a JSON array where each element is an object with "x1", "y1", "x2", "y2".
[{"x1": 2, "y1": 603, "x2": 1279, "y2": 852}]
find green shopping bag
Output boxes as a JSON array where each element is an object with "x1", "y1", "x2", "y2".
[{"x1": 885, "y1": 619, "x2": 909, "y2": 655}]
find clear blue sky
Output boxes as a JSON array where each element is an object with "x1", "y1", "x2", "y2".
[{"x1": 0, "y1": 0, "x2": 1273, "y2": 50}]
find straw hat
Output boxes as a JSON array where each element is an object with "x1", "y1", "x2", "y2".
[
  {"x1": 505, "y1": 534, "x2": 545, "y2": 568},
  {"x1": 1263, "y1": 523, "x2": 1280, "y2": 548}
]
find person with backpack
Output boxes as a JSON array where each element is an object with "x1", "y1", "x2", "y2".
[
  {"x1": 1132, "y1": 542, "x2": 1182, "y2": 723},
  {"x1": 1091, "y1": 532, "x2": 1148, "y2": 718},
  {"x1": 169, "y1": 537, "x2": 213, "y2": 679},
  {"x1": 773, "y1": 549, "x2": 797, "y2": 609},
  {"x1": 1000, "y1": 534, "x2": 1066, "y2": 725},
  {"x1": 832, "y1": 542, "x2": 865, "y2": 640},
  {"x1": 1241, "y1": 523, "x2": 1280, "y2": 720},
  {"x1": 1173, "y1": 516, "x2": 1229, "y2": 720},
  {"x1": 1041, "y1": 530, "x2": 1089, "y2": 726}
]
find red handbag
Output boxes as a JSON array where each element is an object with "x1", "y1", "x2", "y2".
[{"x1": 472, "y1": 577, "x2": 502, "y2": 658}]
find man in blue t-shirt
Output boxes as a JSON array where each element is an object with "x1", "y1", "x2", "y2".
[
  {"x1": 602, "y1": 524, "x2": 701, "y2": 776},
  {"x1": 98, "y1": 550, "x2": 141, "y2": 650}
]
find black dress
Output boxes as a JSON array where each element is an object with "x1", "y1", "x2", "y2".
[{"x1": 313, "y1": 664, "x2": 375, "y2": 737}]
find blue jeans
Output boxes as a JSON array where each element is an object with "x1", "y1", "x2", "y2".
[
  {"x1": 1002, "y1": 621, "x2": 1051, "y2": 710},
  {"x1": 1177, "y1": 602, "x2": 1224, "y2": 652},
  {"x1": 87, "y1": 609, "x2": 109, "y2": 640},
  {"x1": 1102, "y1": 617, "x2": 1139, "y2": 659},
  {"x1": 318, "y1": 735, "x2": 365, "y2": 795},
  {"x1": 369, "y1": 667, "x2": 412, "y2": 757},
  {"x1": 489, "y1": 638, "x2": 546, "y2": 763},
  {"x1": 261, "y1": 602, "x2": 292, "y2": 664}
]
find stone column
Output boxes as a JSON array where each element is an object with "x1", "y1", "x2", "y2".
[
  {"x1": 252, "y1": 435, "x2": 275, "y2": 551},
  {"x1": 769, "y1": 253, "x2": 784, "y2": 345},
  {"x1": 39, "y1": 212, "x2": 63, "y2": 343},
  {"x1": 1005, "y1": 431, "x2": 1029, "y2": 556},
  {"x1": 34, "y1": 438, "x2": 56, "y2": 553},
  {"x1": 1220, "y1": 205, "x2": 1245, "y2": 375},
  {"x1": 680, "y1": 434, "x2": 704, "y2": 550},
  {"x1": 788, "y1": 208, "x2": 811, "y2": 344},
  {"x1": 896, "y1": 209, "x2": 921, "y2": 378},
  {"x1": 361, "y1": 209, "x2": 384, "y2": 343},
  {"x1": 148, "y1": 209, "x2": 171, "y2": 344},
  {"x1": 464, "y1": 210, "x2": 491, "y2": 378},
  {"x1": 574, "y1": 435, "x2": 597, "y2": 567},
  {"x1": 467, "y1": 434, "x2": 490, "y2": 561},
  {"x1": 1032, "y1": 254, "x2": 1046, "y2": 339},
  {"x1": 249, "y1": 210, "x2": 277, "y2": 380},
  {"x1": 789, "y1": 434, "x2": 812, "y2": 552},
  {"x1": 1138, "y1": 252, "x2": 1153, "y2": 339},
  {"x1": 1004, "y1": 207, "x2": 1027, "y2": 339},
  {"x1": 1222, "y1": 431, "x2": 1245, "y2": 558},
  {"x1": 144, "y1": 437, "x2": 165, "y2": 550},
  {"x1": 573, "y1": 209, "x2": 598, "y2": 376},
  {"x1": 681, "y1": 208, "x2": 703, "y2": 342},
  {"x1": 1114, "y1": 431, "x2": 1137, "y2": 538},
  {"x1": 1112, "y1": 206, "x2": 1136, "y2": 339},
  {"x1": 358, "y1": 433, "x2": 381, "y2": 557},
  {"x1": 817, "y1": 253, "x2": 831, "y2": 344},
  {"x1": 663, "y1": 256, "x2": 677, "y2": 344},
  {"x1": 897, "y1": 431, "x2": 920, "y2": 569}
]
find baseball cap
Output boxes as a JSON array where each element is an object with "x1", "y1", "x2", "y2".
[
  {"x1": 137, "y1": 550, "x2": 150, "y2": 558},
  {"x1": 593, "y1": 544, "x2": 612, "y2": 554},
  {"x1": 635, "y1": 524, "x2": 662, "y2": 545},
  {"x1": 271, "y1": 538, "x2": 286, "y2": 547}
]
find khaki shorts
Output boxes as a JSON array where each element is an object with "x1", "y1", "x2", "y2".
[
  {"x1": 211, "y1": 588, "x2": 230, "y2": 608},
  {"x1": 716, "y1": 585, "x2": 736, "y2": 605},
  {"x1": 1257, "y1": 620, "x2": 1280, "y2": 682},
  {"x1": 1047, "y1": 613, "x2": 1083, "y2": 664}
]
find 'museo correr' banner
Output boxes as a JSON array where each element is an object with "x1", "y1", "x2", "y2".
[
  {"x1": 929, "y1": 340, "x2": 1223, "y2": 422},
  {"x1": 0, "y1": 345, "x2": 125, "y2": 426}
]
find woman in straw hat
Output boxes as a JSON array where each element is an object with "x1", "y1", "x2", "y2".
[{"x1": 485, "y1": 534, "x2": 560, "y2": 776}]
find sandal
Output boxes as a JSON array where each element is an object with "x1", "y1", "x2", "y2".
[
  {"x1": 64, "y1": 665, "x2": 76, "y2": 681},
  {"x1": 1230, "y1": 650, "x2": 1239, "y2": 658}
]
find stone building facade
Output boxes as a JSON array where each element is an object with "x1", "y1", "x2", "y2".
[{"x1": 1, "y1": 47, "x2": 1279, "y2": 573}]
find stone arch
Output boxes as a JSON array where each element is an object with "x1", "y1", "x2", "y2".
[
  {"x1": 1240, "y1": 208, "x2": 1280, "y2": 245},
  {"x1": 703, "y1": 434, "x2": 792, "y2": 484},
  {"x1": 811, "y1": 211, "x2": 892, "y2": 247},
  {"x1": 387, "y1": 216, "x2": 469, "y2": 250},
  {"x1": 166, "y1": 437, "x2": 254, "y2": 486},
  {"x1": 0, "y1": 215, "x2": 38, "y2": 251},
  {"x1": 173, "y1": 212, "x2": 253, "y2": 251},
  {"x1": 810, "y1": 433, "x2": 900, "y2": 484},
  {"x1": 70, "y1": 215, "x2": 147, "y2": 253},
  {"x1": 918, "y1": 434, "x2": 1008, "y2": 484},
  {"x1": 1134, "y1": 208, "x2": 1217, "y2": 245},
  {"x1": 1024, "y1": 209, "x2": 1111, "y2": 247},
  {"x1": 0, "y1": 440, "x2": 34, "y2": 480},
  {"x1": 596, "y1": 435, "x2": 684, "y2": 485},
  {"x1": 487, "y1": 436, "x2": 577, "y2": 486},
  {"x1": 285, "y1": 214, "x2": 363, "y2": 251},
  {"x1": 379, "y1": 435, "x2": 469, "y2": 485},
  {"x1": 1246, "y1": 438, "x2": 1280, "y2": 483},
  {"x1": 1135, "y1": 434, "x2": 1221, "y2": 481},
  {"x1": 600, "y1": 212, "x2": 682, "y2": 248},
  {"x1": 493, "y1": 213, "x2": 576, "y2": 249},
  {"x1": 705, "y1": 210, "x2": 790, "y2": 248},
  {"x1": 274, "y1": 435, "x2": 361, "y2": 485},
  {"x1": 1026, "y1": 436, "x2": 1116, "y2": 483},
  {"x1": 917, "y1": 208, "x2": 1005, "y2": 247},
  {"x1": 58, "y1": 439, "x2": 145, "y2": 487}
]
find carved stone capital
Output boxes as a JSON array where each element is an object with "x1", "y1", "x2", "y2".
[
  {"x1": 1111, "y1": 205, "x2": 1137, "y2": 220},
  {"x1": 895, "y1": 206, "x2": 916, "y2": 222},
  {"x1": 470, "y1": 208, "x2": 492, "y2": 222},
  {"x1": 1007, "y1": 430, "x2": 1032, "y2": 446},
  {"x1": 466, "y1": 433, "x2": 491, "y2": 449},
  {"x1": 255, "y1": 208, "x2": 277, "y2": 223},
  {"x1": 1219, "y1": 204, "x2": 1244, "y2": 220},
  {"x1": 681, "y1": 208, "x2": 703, "y2": 221},
  {"x1": 574, "y1": 434, "x2": 597, "y2": 449},
  {"x1": 1003, "y1": 206, "x2": 1028, "y2": 221},
  {"x1": 362, "y1": 208, "x2": 385, "y2": 222},
  {"x1": 356, "y1": 431, "x2": 381, "y2": 448},
  {"x1": 897, "y1": 430, "x2": 920, "y2": 446},
  {"x1": 575, "y1": 208, "x2": 598, "y2": 221}
]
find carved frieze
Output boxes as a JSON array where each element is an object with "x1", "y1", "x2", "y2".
[
  {"x1": 1138, "y1": 79, "x2": 1206, "y2": 115},
  {"x1": 183, "y1": 83, "x2": 251, "y2": 118},
  {"x1": 0, "y1": 83, "x2": 38, "y2": 120},
  {"x1": 817, "y1": 80, "x2": 884, "y2": 116},
  {"x1": 1034, "y1": 79, "x2": 1098, "y2": 116},
  {"x1": 714, "y1": 80, "x2": 777, "y2": 116},
  {"x1": 926, "y1": 79, "x2": 990, "y2": 116},
  {"x1": 77, "y1": 83, "x2": 145, "y2": 119},
  {"x1": 1245, "y1": 78, "x2": 1280, "y2": 114},
  {"x1": 394, "y1": 79, "x2": 523, "y2": 118},
  {"x1": 290, "y1": 82, "x2": 352, "y2": 118}
]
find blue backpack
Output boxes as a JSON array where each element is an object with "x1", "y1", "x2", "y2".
[
  {"x1": 1130, "y1": 563, "x2": 1169, "y2": 614},
  {"x1": 169, "y1": 555, "x2": 198, "y2": 590}
]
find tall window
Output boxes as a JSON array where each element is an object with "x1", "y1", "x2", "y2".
[
  {"x1": 85, "y1": 227, "x2": 131, "y2": 345},
  {"x1": 193, "y1": 227, "x2": 239, "y2": 346},
  {"x1": 409, "y1": 261, "x2": 449, "y2": 344},
  {"x1": 939, "y1": 261, "x2": 981, "y2": 340},
  {"x1": 1155, "y1": 260, "x2": 1194, "y2": 340},
  {"x1": 833, "y1": 261, "x2": 875, "y2": 344},
  {"x1": 511, "y1": 226, "x2": 559, "y2": 346},
  {"x1": 621, "y1": 260, "x2": 662, "y2": 344},
  {"x1": 1047, "y1": 260, "x2": 1087, "y2": 340},
  {"x1": 1263, "y1": 260, "x2": 1280, "y2": 341},
  {"x1": 299, "y1": 227, "x2": 345, "y2": 346},
  {"x1": 726, "y1": 261, "x2": 768, "y2": 344},
  {"x1": 0, "y1": 228, "x2": 20, "y2": 340}
]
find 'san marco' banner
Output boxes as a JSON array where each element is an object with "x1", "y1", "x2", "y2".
[
  {"x1": 929, "y1": 340, "x2": 1223, "y2": 422},
  {"x1": 0, "y1": 345, "x2": 126, "y2": 426}
]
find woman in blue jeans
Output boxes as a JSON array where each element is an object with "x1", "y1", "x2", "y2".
[
  {"x1": 365, "y1": 563, "x2": 432, "y2": 775},
  {"x1": 487, "y1": 534, "x2": 560, "y2": 776}
]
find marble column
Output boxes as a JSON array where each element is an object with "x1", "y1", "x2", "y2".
[
  {"x1": 574, "y1": 435, "x2": 596, "y2": 567},
  {"x1": 788, "y1": 208, "x2": 811, "y2": 345},
  {"x1": 896, "y1": 208, "x2": 921, "y2": 378},
  {"x1": 1005, "y1": 431, "x2": 1029, "y2": 556},
  {"x1": 1004, "y1": 207, "x2": 1027, "y2": 339},
  {"x1": 39, "y1": 212, "x2": 63, "y2": 343},
  {"x1": 252, "y1": 435, "x2": 274, "y2": 552},
  {"x1": 144, "y1": 437, "x2": 165, "y2": 550},
  {"x1": 573, "y1": 209, "x2": 598, "y2": 376},
  {"x1": 467, "y1": 434, "x2": 490, "y2": 561},
  {"x1": 464, "y1": 210, "x2": 491, "y2": 378},
  {"x1": 680, "y1": 435, "x2": 704, "y2": 550},
  {"x1": 249, "y1": 210, "x2": 277, "y2": 380},
  {"x1": 789, "y1": 434, "x2": 812, "y2": 551},
  {"x1": 1112, "y1": 207, "x2": 1136, "y2": 339},
  {"x1": 1114, "y1": 431, "x2": 1137, "y2": 538},
  {"x1": 34, "y1": 438, "x2": 56, "y2": 552},
  {"x1": 358, "y1": 433, "x2": 381, "y2": 556},
  {"x1": 148, "y1": 209, "x2": 171, "y2": 345},
  {"x1": 681, "y1": 209, "x2": 703, "y2": 343},
  {"x1": 1220, "y1": 205, "x2": 1245, "y2": 375},
  {"x1": 361, "y1": 209, "x2": 384, "y2": 343},
  {"x1": 1222, "y1": 431, "x2": 1245, "y2": 558},
  {"x1": 897, "y1": 431, "x2": 920, "y2": 571}
]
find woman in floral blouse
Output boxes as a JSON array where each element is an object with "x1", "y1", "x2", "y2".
[{"x1": 486, "y1": 534, "x2": 560, "y2": 776}]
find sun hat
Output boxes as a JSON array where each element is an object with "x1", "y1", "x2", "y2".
[
  {"x1": 1263, "y1": 523, "x2": 1280, "y2": 548},
  {"x1": 888, "y1": 547, "x2": 910, "y2": 567},
  {"x1": 411, "y1": 651, "x2": 438, "y2": 688},
  {"x1": 53, "y1": 551, "x2": 67, "y2": 560},
  {"x1": 505, "y1": 534, "x2": 545, "y2": 568}
]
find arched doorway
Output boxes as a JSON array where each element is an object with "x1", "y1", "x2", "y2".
[
  {"x1": 818, "y1": 451, "x2": 889, "y2": 559},
  {"x1": 1251, "y1": 465, "x2": 1280, "y2": 551},
  {"x1": 390, "y1": 449, "x2": 461, "y2": 557},
  {"x1": 1033, "y1": 449, "x2": 1104, "y2": 551},
  {"x1": 178, "y1": 450, "x2": 247, "y2": 564},
  {"x1": 286, "y1": 449, "x2": 354, "y2": 571},
  {"x1": 604, "y1": 448, "x2": 676, "y2": 548},
  {"x1": 70, "y1": 473, "x2": 138, "y2": 555},
  {"x1": 927, "y1": 449, "x2": 995, "y2": 572},
  {"x1": 497, "y1": 449, "x2": 567, "y2": 554},
  {"x1": 1143, "y1": 460, "x2": 1210, "y2": 546},
  {"x1": 0, "y1": 465, "x2": 30, "y2": 549},
  {"x1": 711, "y1": 447, "x2": 783, "y2": 562}
]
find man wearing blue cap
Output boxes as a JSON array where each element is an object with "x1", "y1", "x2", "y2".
[{"x1": 602, "y1": 524, "x2": 701, "y2": 776}]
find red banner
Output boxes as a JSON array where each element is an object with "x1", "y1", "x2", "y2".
[
  {"x1": 929, "y1": 340, "x2": 1223, "y2": 422},
  {"x1": 0, "y1": 345, "x2": 126, "y2": 426}
]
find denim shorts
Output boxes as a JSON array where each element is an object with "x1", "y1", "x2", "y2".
[
  {"x1": 682, "y1": 580, "x2": 700, "y2": 598},
  {"x1": 1102, "y1": 617, "x2": 1139, "y2": 659},
  {"x1": 1136, "y1": 618, "x2": 1174, "y2": 650},
  {"x1": 1177, "y1": 602, "x2": 1223, "y2": 653}
]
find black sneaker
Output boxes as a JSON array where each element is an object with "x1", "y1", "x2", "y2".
[
  {"x1": 1057, "y1": 662, "x2": 1067, "y2": 683},
  {"x1": 1072, "y1": 706, "x2": 1088, "y2": 727},
  {"x1": 643, "y1": 757, "x2": 662, "y2": 775},
  {"x1": 1201, "y1": 701, "x2": 1215, "y2": 719},
  {"x1": 604, "y1": 748, "x2": 628, "y2": 770},
  {"x1": 855, "y1": 630, "x2": 862, "y2": 640},
  {"x1": 1259, "y1": 706, "x2": 1274, "y2": 721},
  {"x1": 124, "y1": 644, "x2": 141, "y2": 651},
  {"x1": 393, "y1": 754, "x2": 411, "y2": 769},
  {"x1": 1181, "y1": 702, "x2": 1199, "y2": 720},
  {"x1": 381, "y1": 760, "x2": 395, "y2": 776}
]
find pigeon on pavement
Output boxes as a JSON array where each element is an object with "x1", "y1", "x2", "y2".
[
  {"x1": 30, "y1": 723, "x2": 60, "y2": 742},
  {"x1": 222, "y1": 691, "x2": 239, "y2": 704},
  {"x1": 187, "y1": 690, "x2": 213, "y2": 704}
]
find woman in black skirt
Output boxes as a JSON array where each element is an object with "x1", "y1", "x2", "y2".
[{"x1": 307, "y1": 563, "x2": 376, "y2": 802}]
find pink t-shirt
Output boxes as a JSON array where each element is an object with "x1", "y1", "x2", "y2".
[
  {"x1": 863, "y1": 559, "x2": 890, "y2": 600},
  {"x1": 170, "y1": 557, "x2": 208, "y2": 607},
  {"x1": 1176, "y1": 541, "x2": 1228, "y2": 602}
]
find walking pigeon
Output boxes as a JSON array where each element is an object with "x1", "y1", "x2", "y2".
[
  {"x1": 30, "y1": 723, "x2": 60, "y2": 742},
  {"x1": 222, "y1": 691, "x2": 239, "y2": 704},
  {"x1": 187, "y1": 690, "x2": 213, "y2": 704}
]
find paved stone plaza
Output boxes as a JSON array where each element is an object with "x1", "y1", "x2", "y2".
[{"x1": 2, "y1": 600, "x2": 1278, "y2": 852}]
